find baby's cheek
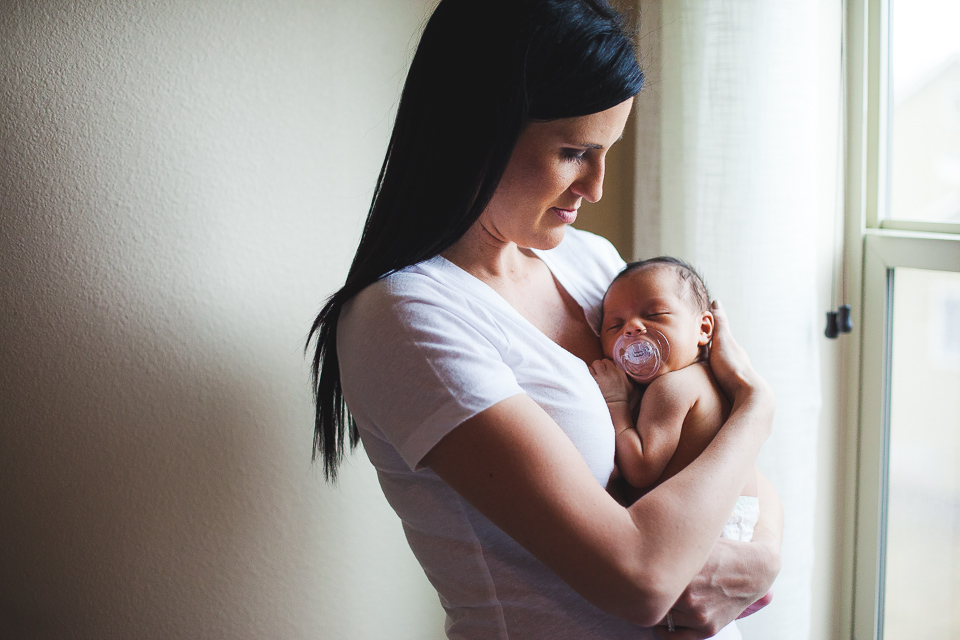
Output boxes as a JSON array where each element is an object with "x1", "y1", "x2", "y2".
[
  {"x1": 603, "y1": 326, "x2": 627, "y2": 354},
  {"x1": 598, "y1": 334, "x2": 614, "y2": 361}
]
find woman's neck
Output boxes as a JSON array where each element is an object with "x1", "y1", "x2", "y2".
[
  {"x1": 443, "y1": 223, "x2": 604, "y2": 365},
  {"x1": 441, "y1": 223, "x2": 535, "y2": 285}
]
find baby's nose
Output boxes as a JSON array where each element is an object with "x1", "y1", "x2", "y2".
[{"x1": 623, "y1": 319, "x2": 646, "y2": 336}]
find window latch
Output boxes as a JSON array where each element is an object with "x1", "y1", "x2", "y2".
[{"x1": 824, "y1": 304, "x2": 853, "y2": 339}]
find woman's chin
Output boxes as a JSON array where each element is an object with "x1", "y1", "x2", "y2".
[{"x1": 526, "y1": 225, "x2": 568, "y2": 251}]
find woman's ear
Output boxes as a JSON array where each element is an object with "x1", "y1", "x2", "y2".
[{"x1": 698, "y1": 311, "x2": 715, "y2": 346}]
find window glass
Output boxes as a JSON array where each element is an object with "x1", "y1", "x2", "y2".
[
  {"x1": 888, "y1": 0, "x2": 960, "y2": 223},
  {"x1": 883, "y1": 267, "x2": 960, "y2": 638}
]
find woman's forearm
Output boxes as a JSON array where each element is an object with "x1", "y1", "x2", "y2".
[
  {"x1": 622, "y1": 384, "x2": 775, "y2": 617},
  {"x1": 671, "y1": 471, "x2": 782, "y2": 635},
  {"x1": 422, "y1": 384, "x2": 775, "y2": 627}
]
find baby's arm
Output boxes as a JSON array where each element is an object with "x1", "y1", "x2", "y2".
[
  {"x1": 588, "y1": 359, "x2": 636, "y2": 442},
  {"x1": 590, "y1": 361, "x2": 693, "y2": 490},
  {"x1": 619, "y1": 372, "x2": 693, "y2": 489}
]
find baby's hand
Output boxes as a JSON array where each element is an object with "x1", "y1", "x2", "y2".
[{"x1": 589, "y1": 359, "x2": 633, "y2": 405}]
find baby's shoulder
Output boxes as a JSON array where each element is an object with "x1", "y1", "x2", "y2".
[
  {"x1": 653, "y1": 362, "x2": 720, "y2": 401},
  {"x1": 679, "y1": 362, "x2": 729, "y2": 416}
]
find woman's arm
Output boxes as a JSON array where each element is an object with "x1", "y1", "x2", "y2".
[
  {"x1": 659, "y1": 470, "x2": 782, "y2": 639},
  {"x1": 644, "y1": 302, "x2": 781, "y2": 637},
  {"x1": 423, "y1": 299, "x2": 776, "y2": 628},
  {"x1": 422, "y1": 383, "x2": 772, "y2": 626},
  {"x1": 423, "y1": 394, "x2": 671, "y2": 625}
]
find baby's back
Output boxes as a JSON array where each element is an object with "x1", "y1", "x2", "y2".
[{"x1": 655, "y1": 362, "x2": 732, "y2": 486}]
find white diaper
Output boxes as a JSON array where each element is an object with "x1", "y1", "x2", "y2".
[{"x1": 721, "y1": 495, "x2": 760, "y2": 542}]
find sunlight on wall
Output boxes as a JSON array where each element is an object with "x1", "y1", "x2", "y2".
[{"x1": 0, "y1": 1, "x2": 444, "y2": 638}]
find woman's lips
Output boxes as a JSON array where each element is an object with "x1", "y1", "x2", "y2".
[{"x1": 552, "y1": 207, "x2": 577, "y2": 224}]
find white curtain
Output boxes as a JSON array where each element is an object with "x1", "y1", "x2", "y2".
[{"x1": 653, "y1": 2, "x2": 827, "y2": 638}]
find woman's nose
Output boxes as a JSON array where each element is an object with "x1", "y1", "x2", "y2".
[{"x1": 571, "y1": 158, "x2": 604, "y2": 203}]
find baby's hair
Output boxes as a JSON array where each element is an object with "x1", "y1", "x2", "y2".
[{"x1": 608, "y1": 256, "x2": 711, "y2": 312}]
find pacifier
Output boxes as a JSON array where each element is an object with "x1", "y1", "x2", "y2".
[{"x1": 612, "y1": 329, "x2": 671, "y2": 384}]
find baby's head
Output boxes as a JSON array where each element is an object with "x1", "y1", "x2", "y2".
[{"x1": 600, "y1": 257, "x2": 714, "y2": 381}]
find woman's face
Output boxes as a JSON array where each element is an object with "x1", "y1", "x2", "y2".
[{"x1": 477, "y1": 98, "x2": 633, "y2": 251}]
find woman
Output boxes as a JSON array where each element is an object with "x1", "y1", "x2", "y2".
[{"x1": 309, "y1": 1, "x2": 781, "y2": 637}]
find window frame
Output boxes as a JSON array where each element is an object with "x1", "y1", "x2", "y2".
[{"x1": 845, "y1": 1, "x2": 960, "y2": 638}]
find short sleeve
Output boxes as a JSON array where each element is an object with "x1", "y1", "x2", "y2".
[{"x1": 338, "y1": 273, "x2": 524, "y2": 470}]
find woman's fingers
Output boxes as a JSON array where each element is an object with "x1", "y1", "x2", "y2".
[
  {"x1": 710, "y1": 300, "x2": 748, "y2": 366},
  {"x1": 661, "y1": 538, "x2": 773, "y2": 638},
  {"x1": 650, "y1": 610, "x2": 717, "y2": 640},
  {"x1": 652, "y1": 627, "x2": 708, "y2": 640},
  {"x1": 708, "y1": 299, "x2": 760, "y2": 402},
  {"x1": 710, "y1": 299, "x2": 730, "y2": 338},
  {"x1": 652, "y1": 596, "x2": 771, "y2": 640},
  {"x1": 736, "y1": 589, "x2": 773, "y2": 619}
]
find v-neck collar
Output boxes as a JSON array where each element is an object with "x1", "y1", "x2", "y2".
[{"x1": 428, "y1": 252, "x2": 596, "y2": 368}]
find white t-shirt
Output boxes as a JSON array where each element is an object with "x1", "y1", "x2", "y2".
[{"x1": 338, "y1": 228, "x2": 740, "y2": 639}]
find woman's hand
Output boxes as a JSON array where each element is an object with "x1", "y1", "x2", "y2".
[
  {"x1": 652, "y1": 470, "x2": 783, "y2": 639},
  {"x1": 651, "y1": 539, "x2": 775, "y2": 639},
  {"x1": 708, "y1": 300, "x2": 774, "y2": 413}
]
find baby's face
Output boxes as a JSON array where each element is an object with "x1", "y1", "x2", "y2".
[{"x1": 600, "y1": 266, "x2": 713, "y2": 378}]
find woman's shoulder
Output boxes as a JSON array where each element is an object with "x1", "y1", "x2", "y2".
[
  {"x1": 345, "y1": 257, "x2": 462, "y2": 314},
  {"x1": 340, "y1": 256, "x2": 496, "y2": 342}
]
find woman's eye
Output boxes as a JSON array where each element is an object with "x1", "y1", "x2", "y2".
[{"x1": 562, "y1": 149, "x2": 587, "y2": 164}]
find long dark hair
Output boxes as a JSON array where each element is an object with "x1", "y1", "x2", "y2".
[{"x1": 308, "y1": 0, "x2": 644, "y2": 481}]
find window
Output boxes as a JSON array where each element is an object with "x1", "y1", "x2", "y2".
[
  {"x1": 886, "y1": 0, "x2": 960, "y2": 229},
  {"x1": 855, "y1": 236, "x2": 960, "y2": 639},
  {"x1": 847, "y1": 1, "x2": 960, "y2": 638}
]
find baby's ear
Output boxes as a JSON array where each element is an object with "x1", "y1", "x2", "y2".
[{"x1": 698, "y1": 311, "x2": 715, "y2": 346}]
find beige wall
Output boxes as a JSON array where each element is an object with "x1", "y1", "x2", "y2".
[{"x1": 0, "y1": 1, "x2": 445, "y2": 638}]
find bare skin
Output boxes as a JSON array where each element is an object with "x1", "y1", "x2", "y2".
[
  {"x1": 592, "y1": 359, "x2": 739, "y2": 491},
  {"x1": 426, "y1": 99, "x2": 781, "y2": 635},
  {"x1": 590, "y1": 265, "x2": 758, "y2": 497}
]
